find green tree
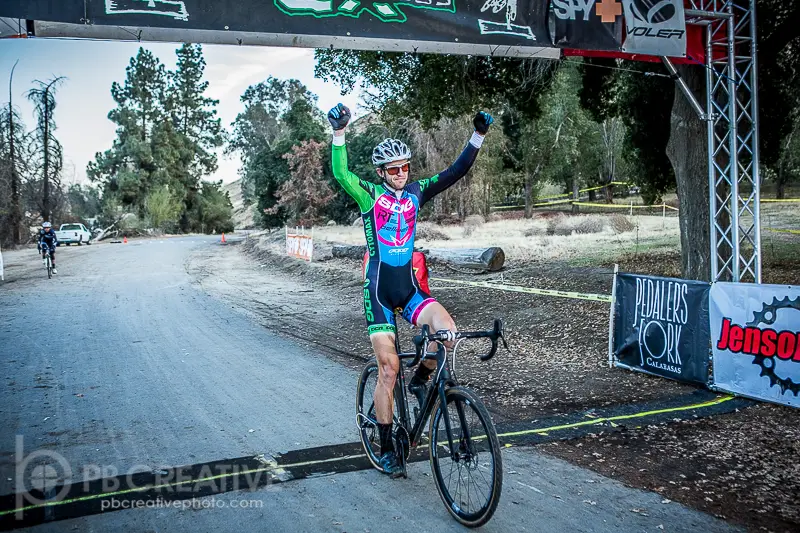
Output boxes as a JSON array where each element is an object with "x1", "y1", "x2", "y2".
[
  {"x1": 314, "y1": 51, "x2": 556, "y2": 124},
  {"x1": 169, "y1": 44, "x2": 224, "y2": 231},
  {"x1": 194, "y1": 180, "x2": 234, "y2": 233},
  {"x1": 88, "y1": 48, "x2": 170, "y2": 216},
  {"x1": 145, "y1": 184, "x2": 182, "y2": 231},
  {"x1": 227, "y1": 78, "x2": 327, "y2": 228},
  {"x1": 88, "y1": 45, "x2": 231, "y2": 234},
  {"x1": 66, "y1": 184, "x2": 102, "y2": 221}
]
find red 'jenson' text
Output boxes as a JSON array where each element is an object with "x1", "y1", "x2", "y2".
[{"x1": 716, "y1": 318, "x2": 800, "y2": 361}]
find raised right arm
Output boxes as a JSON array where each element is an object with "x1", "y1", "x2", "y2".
[{"x1": 331, "y1": 134, "x2": 374, "y2": 213}]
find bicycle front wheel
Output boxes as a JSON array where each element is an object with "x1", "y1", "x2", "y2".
[{"x1": 429, "y1": 386, "x2": 502, "y2": 528}]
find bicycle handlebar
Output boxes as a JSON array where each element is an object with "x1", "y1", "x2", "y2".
[{"x1": 408, "y1": 319, "x2": 508, "y2": 368}]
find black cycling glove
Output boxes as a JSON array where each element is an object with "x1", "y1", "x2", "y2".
[
  {"x1": 328, "y1": 103, "x2": 351, "y2": 130},
  {"x1": 473, "y1": 111, "x2": 494, "y2": 135}
]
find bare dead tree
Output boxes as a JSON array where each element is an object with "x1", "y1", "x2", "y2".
[
  {"x1": 7, "y1": 60, "x2": 22, "y2": 243},
  {"x1": 26, "y1": 76, "x2": 65, "y2": 223}
]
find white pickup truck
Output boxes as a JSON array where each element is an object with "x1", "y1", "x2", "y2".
[{"x1": 55, "y1": 223, "x2": 92, "y2": 246}]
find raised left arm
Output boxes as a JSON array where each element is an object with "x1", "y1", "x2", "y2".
[
  {"x1": 416, "y1": 112, "x2": 493, "y2": 206},
  {"x1": 417, "y1": 132, "x2": 485, "y2": 206}
]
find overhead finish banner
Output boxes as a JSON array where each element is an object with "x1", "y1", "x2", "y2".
[
  {"x1": 0, "y1": 0, "x2": 556, "y2": 56},
  {"x1": 710, "y1": 282, "x2": 800, "y2": 408},
  {"x1": 613, "y1": 273, "x2": 711, "y2": 385},
  {"x1": 548, "y1": 0, "x2": 624, "y2": 51},
  {"x1": 620, "y1": 0, "x2": 686, "y2": 57}
]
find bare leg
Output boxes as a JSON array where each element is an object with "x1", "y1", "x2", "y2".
[
  {"x1": 416, "y1": 301, "x2": 457, "y2": 372},
  {"x1": 371, "y1": 332, "x2": 399, "y2": 425}
]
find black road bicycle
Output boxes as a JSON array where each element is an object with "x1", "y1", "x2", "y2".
[
  {"x1": 41, "y1": 248, "x2": 53, "y2": 279},
  {"x1": 356, "y1": 319, "x2": 508, "y2": 527}
]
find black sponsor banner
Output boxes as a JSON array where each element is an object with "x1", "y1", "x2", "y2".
[
  {"x1": 0, "y1": 0, "x2": 551, "y2": 47},
  {"x1": 613, "y1": 273, "x2": 711, "y2": 385},
  {"x1": 548, "y1": 0, "x2": 623, "y2": 51}
]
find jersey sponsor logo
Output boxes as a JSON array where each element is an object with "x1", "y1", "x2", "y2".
[
  {"x1": 377, "y1": 195, "x2": 415, "y2": 214},
  {"x1": 363, "y1": 286, "x2": 375, "y2": 321},
  {"x1": 388, "y1": 247, "x2": 410, "y2": 254},
  {"x1": 364, "y1": 217, "x2": 376, "y2": 257},
  {"x1": 375, "y1": 194, "x2": 416, "y2": 248},
  {"x1": 419, "y1": 175, "x2": 439, "y2": 192}
]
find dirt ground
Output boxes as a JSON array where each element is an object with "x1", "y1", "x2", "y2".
[{"x1": 187, "y1": 213, "x2": 800, "y2": 533}]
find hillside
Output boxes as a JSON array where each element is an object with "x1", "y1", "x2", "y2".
[{"x1": 223, "y1": 178, "x2": 256, "y2": 229}]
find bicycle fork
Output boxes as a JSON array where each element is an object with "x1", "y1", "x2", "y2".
[{"x1": 434, "y1": 357, "x2": 474, "y2": 463}]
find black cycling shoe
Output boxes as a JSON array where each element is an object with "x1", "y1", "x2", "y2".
[{"x1": 378, "y1": 451, "x2": 405, "y2": 479}]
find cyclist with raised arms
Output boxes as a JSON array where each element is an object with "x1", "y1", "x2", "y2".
[{"x1": 328, "y1": 103, "x2": 493, "y2": 477}]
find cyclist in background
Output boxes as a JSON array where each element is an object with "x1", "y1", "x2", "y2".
[
  {"x1": 39, "y1": 222, "x2": 58, "y2": 275},
  {"x1": 328, "y1": 103, "x2": 493, "y2": 477}
]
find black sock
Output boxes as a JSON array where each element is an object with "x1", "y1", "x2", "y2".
[
  {"x1": 378, "y1": 423, "x2": 393, "y2": 455},
  {"x1": 410, "y1": 364, "x2": 435, "y2": 387}
]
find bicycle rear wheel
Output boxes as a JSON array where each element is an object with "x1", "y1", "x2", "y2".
[
  {"x1": 429, "y1": 386, "x2": 502, "y2": 528},
  {"x1": 356, "y1": 358, "x2": 408, "y2": 471}
]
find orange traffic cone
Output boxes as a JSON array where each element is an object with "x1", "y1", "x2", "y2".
[
  {"x1": 220, "y1": 233, "x2": 226, "y2": 244},
  {"x1": 123, "y1": 236, "x2": 128, "y2": 244}
]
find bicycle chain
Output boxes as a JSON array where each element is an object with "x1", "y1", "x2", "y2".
[{"x1": 745, "y1": 295, "x2": 800, "y2": 396}]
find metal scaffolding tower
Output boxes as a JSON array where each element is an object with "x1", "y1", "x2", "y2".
[{"x1": 686, "y1": 1, "x2": 761, "y2": 283}]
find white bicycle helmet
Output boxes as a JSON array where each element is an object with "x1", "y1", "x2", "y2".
[
  {"x1": 372, "y1": 138, "x2": 412, "y2": 167},
  {"x1": 42, "y1": 221, "x2": 52, "y2": 228}
]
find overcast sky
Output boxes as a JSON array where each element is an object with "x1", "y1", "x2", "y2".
[{"x1": 0, "y1": 38, "x2": 363, "y2": 186}]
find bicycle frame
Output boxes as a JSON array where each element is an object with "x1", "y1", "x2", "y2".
[{"x1": 393, "y1": 339, "x2": 466, "y2": 461}]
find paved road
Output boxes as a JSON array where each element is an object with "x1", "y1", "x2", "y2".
[{"x1": 0, "y1": 238, "x2": 739, "y2": 532}]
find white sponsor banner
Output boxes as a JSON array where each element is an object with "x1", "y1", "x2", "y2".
[
  {"x1": 621, "y1": 0, "x2": 686, "y2": 57},
  {"x1": 286, "y1": 228, "x2": 313, "y2": 262},
  {"x1": 710, "y1": 282, "x2": 800, "y2": 408}
]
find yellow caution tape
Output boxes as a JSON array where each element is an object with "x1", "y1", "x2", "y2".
[
  {"x1": 531, "y1": 198, "x2": 574, "y2": 207},
  {"x1": 494, "y1": 395, "x2": 734, "y2": 440},
  {"x1": 764, "y1": 227, "x2": 800, "y2": 235},
  {"x1": 429, "y1": 277, "x2": 612, "y2": 303},
  {"x1": 761, "y1": 198, "x2": 800, "y2": 203},
  {"x1": 492, "y1": 183, "x2": 634, "y2": 210}
]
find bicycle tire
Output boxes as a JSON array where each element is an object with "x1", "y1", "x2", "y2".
[
  {"x1": 46, "y1": 257, "x2": 51, "y2": 279},
  {"x1": 429, "y1": 386, "x2": 502, "y2": 528},
  {"x1": 355, "y1": 358, "x2": 409, "y2": 472}
]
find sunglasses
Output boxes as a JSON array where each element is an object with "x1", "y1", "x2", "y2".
[{"x1": 383, "y1": 163, "x2": 410, "y2": 176}]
